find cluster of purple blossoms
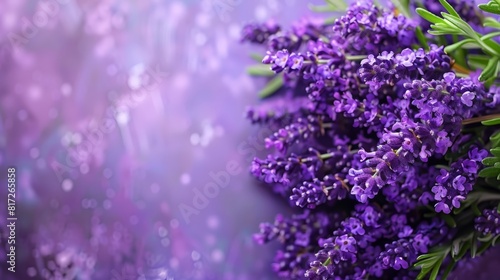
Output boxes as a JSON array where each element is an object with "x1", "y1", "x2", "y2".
[
  {"x1": 475, "y1": 208, "x2": 500, "y2": 236},
  {"x1": 359, "y1": 45, "x2": 451, "y2": 91},
  {"x1": 305, "y1": 205, "x2": 447, "y2": 279},
  {"x1": 254, "y1": 211, "x2": 345, "y2": 279},
  {"x1": 332, "y1": 1, "x2": 415, "y2": 54},
  {"x1": 263, "y1": 115, "x2": 327, "y2": 153},
  {"x1": 245, "y1": 96, "x2": 314, "y2": 125},
  {"x1": 432, "y1": 147, "x2": 488, "y2": 213},
  {"x1": 243, "y1": 0, "x2": 500, "y2": 279},
  {"x1": 241, "y1": 21, "x2": 281, "y2": 44},
  {"x1": 349, "y1": 72, "x2": 496, "y2": 202},
  {"x1": 422, "y1": 0, "x2": 483, "y2": 29}
]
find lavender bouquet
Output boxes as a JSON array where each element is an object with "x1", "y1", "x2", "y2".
[{"x1": 242, "y1": 0, "x2": 500, "y2": 279}]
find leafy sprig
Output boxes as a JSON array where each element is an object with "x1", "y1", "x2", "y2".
[
  {"x1": 417, "y1": 0, "x2": 500, "y2": 81},
  {"x1": 415, "y1": 227, "x2": 500, "y2": 280},
  {"x1": 309, "y1": 0, "x2": 347, "y2": 12},
  {"x1": 479, "y1": 117, "x2": 500, "y2": 180},
  {"x1": 479, "y1": 0, "x2": 500, "y2": 15}
]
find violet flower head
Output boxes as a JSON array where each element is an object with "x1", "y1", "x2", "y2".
[
  {"x1": 264, "y1": 115, "x2": 324, "y2": 153},
  {"x1": 475, "y1": 208, "x2": 500, "y2": 236},
  {"x1": 254, "y1": 211, "x2": 344, "y2": 279},
  {"x1": 251, "y1": 152, "x2": 318, "y2": 189},
  {"x1": 432, "y1": 147, "x2": 488, "y2": 214},
  {"x1": 359, "y1": 45, "x2": 451, "y2": 91},
  {"x1": 241, "y1": 21, "x2": 281, "y2": 44},
  {"x1": 290, "y1": 174, "x2": 349, "y2": 209},
  {"x1": 333, "y1": 0, "x2": 416, "y2": 54}
]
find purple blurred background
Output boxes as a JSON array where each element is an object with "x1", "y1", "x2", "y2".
[
  {"x1": 0, "y1": 0, "x2": 499, "y2": 279},
  {"x1": 0, "y1": 0, "x2": 322, "y2": 279}
]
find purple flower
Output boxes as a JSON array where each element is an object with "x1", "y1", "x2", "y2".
[
  {"x1": 397, "y1": 48, "x2": 416, "y2": 67},
  {"x1": 343, "y1": 217, "x2": 366, "y2": 235},
  {"x1": 288, "y1": 53, "x2": 304, "y2": 70},
  {"x1": 461, "y1": 91, "x2": 476, "y2": 107},
  {"x1": 431, "y1": 184, "x2": 447, "y2": 200},
  {"x1": 475, "y1": 209, "x2": 500, "y2": 236},
  {"x1": 241, "y1": 21, "x2": 280, "y2": 44},
  {"x1": 264, "y1": 115, "x2": 324, "y2": 153},
  {"x1": 254, "y1": 211, "x2": 344, "y2": 279},
  {"x1": 359, "y1": 45, "x2": 451, "y2": 91},
  {"x1": 333, "y1": 1, "x2": 416, "y2": 54},
  {"x1": 290, "y1": 174, "x2": 349, "y2": 209},
  {"x1": 431, "y1": 148, "x2": 487, "y2": 213},
  {"x1": 274, "y1": 50, "x2": 289, "y2": 69},
  {"x1": 251, "y1": 152, "x2": 317, "y2": 188},
  {"x1": 336, "y1": 235, "x2": 357, "y2": 252}
]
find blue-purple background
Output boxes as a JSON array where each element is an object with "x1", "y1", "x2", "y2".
[
  {"x1": 0, "y1": 0, "x2": 322, "y2": 279},
  {"x1": 0, "y1": 0, "x2": 499, "y2": 279}
]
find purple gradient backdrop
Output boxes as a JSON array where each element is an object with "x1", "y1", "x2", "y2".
[
  {"x1": 0, "y1": 0, "x2": 499, "y2": 279},
  {"x1": 0, "y1": 0, "x2": 315, "y2": 279}
]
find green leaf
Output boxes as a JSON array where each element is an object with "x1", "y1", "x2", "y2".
[
  {"x1": 441, "y1": 260, "x2": 456, "y2": 280},
  {"x1": 490, "y1": 132, "x2": 500, "y2": 147},
  {"x1": 415, "y1": 249, "x2": 449, "y2": 280},
  {"x1": 471, "y1": 232, "x2": 478, "y2": 258},
  {"x1": 483, "y1": 157, "x2": 500, "y2": 166},
  {"x1": 324, "y1": 17, "x2": 337, "y2": 25},
  {"x1": 259, "y1": 74, "x2": 284, "y2": 98},
  {"x1": 429, "y1": 257, "x2": 443, "y2": 280},
  {"x1": 444, "y1": 39, "x2": 476, "y2": 53},
  {"x1": 482, "y1": 117, "x2": 500, "y2": 126},
  {"x1": 479, "y1": 166, "x2": 500, "y2": 178},
  {"x1": 481, "y1": 31, "x2": 500, "y2": 41},
  {"x1": 439, "y1": 0, "x2": 461, "y2": 18},
  {"x1": 493, "y1": 235, "x2": 500, "y2": 246},
  {"x1": 441, "y1": 214, "x2": 457, "y2": 228},
  {"x1": 479, "y1": 57, "x2": 500, "y2": 81},
  {"x1": 308, "y1": 4, "x2": 338, "y2": 12},
  {"x1": 484, "y1": 17, "x2": 500, "y2": 29},
  {"x1": 416, "y1": 265, "x2": 433, "y2": 280},
  {"x1": 477, "y1": 239, "x2": 494, "y2": 255},
  {"x1": 485, "y1": 177, "x2": 500, "y2": 187},
  {"x1": 468, "y1": 54, "x2": 490, "y2": 69},
  {"x1": 472, "y1": 203, "x2": 482, "y2": 216},
  {"x1": 442, "y1": 14, "x2": 476, "y2": 38},
  {"x1": 491, "y1": 148, "x2": 500, "y2": 157},
  {"x1": 416, "y1": 8, "x2": 444, "y2": 24},
  {"x1": 249, "y1": 53, "x2": 264, "y2": 63},
  {"x1": 479, "y1": 3, "x2": 500, "y2": 15},
  {"x1": 431, "y1": 20, "x2": 463, "y2": 34},
  {"x1": 390, "y1": 0, "x2": 411, "y2": 18},
  {"x1": 325, "y1": 0, "x2": 347, "y2": 10},
  {"x1": 246, "y1": 64, "x2": 275, "y2": 76},
  {"x1": 454, "y1": 240, "x2": 471, "y2": 261},
  {"x1": 451, "y1": 240, "x2": 460, "y2": 257},
  {"x1": 478, "y1": 234, "x2": 494, "y2": 242},
  {"x1": 415, "y1": 27, "x2": 429, "y2": 50},
  {"x1": 491, "y1": 131, "x2": 500, "y2": 140},
  {"x1": 428, "y1": 30, "x2": 461, "y2": 36}
]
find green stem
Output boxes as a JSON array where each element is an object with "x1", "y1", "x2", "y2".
[
  {"x1": 303, "y1": 54, "x2": 367, "y2": 65},
  {"x1": 455, "y1": 72, "x2": 470, "y2": 78},
  {"x1": 320, "y1": 153, "x2": 334, "y2": 160},
  {"x1": 462, "y1": 113, "x2": 500, "y2": 125},
  {"x1": 345, "y1": 55, "x2": 368, "y2": 60}
]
